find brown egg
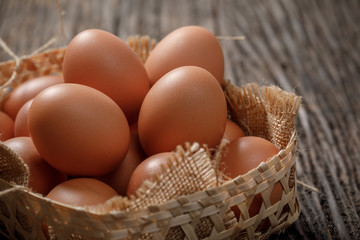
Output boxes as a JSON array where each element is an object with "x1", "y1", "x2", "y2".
[
  {"x1": 223, "y1": 119, "x2": 245, "y2": 142},
  {"x1": 127, "y1": 152, "x2": 176, "y2": 197},
  {"x1": 145, "y1": 25, "x2": 224, "y2": 85},
  {"x1": 63, "y1": 29, "x2": 150, "y2": 124},
  {"x1": 4, "y1": 137, "x2": 67, "y2": 195},
  {"x1": 220, "y1": 136, "x2": 282, "y2": 218},
  {"x1": 28, "y1": 83, "x2": 130, "y2": 177},
  {"x1": 129, "y1": 122, "x2": 138, "y2": 132},
  {"x1": 3, "y1": 75, "x2": 63, "y2": 120},
  {"x1": 14, "y1": 99, "x2": 33, "y2": 137},
  {"x1": 0, "y1": 111, "x2": 14, "y2": 141},
  {"x1": 97, "y1": 130, "x2": 146, "y2": 195},
  {"x1": 138, "y1": 66, "x2": 227, "y2": 156},
  {"x1": 46, "y1": 178, "x2": 118, "y2": 207}
]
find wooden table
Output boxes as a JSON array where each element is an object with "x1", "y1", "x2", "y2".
[{"x1": 1, "y1": 0, "x2": 359, "y2": 239}]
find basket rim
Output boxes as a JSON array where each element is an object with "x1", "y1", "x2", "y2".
[{"x1": 0, "y1": 46, "x2": 66, "y2": 69}]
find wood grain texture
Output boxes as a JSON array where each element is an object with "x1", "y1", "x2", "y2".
[{"x1": 0, "y1": 0, "x2": 359, "y2": 239}]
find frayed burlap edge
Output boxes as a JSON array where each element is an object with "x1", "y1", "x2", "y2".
[{"x1": 0, "y1": 141, "x2": 28, "y2": 186}]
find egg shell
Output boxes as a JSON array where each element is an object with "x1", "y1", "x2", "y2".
[
  {"x1": 63, "y1": 29, "x2": 150, "y2": 124},
  {"x1": 4, "y1": 137, "x2": 67, "y2": 195},
  {"x1": 220, "y1": 136, "x2": 282, "y2": 217},
  {"x1": 14, "y1": 99, "x2": 33, "y2": 137},
  {"x1": 223, "y1": 119, "x2": 246, "y2": 142},
  {"x1": 145, "y1": 25, "x2": 224, "y2": 85},
  {"x1": 129, "y1": 122, "x2": 138, "y2": 132},
  {"x1": 97, "y1": 130, "x2": 146, "y2": 196},
  {"x1": 2, "y1": 75, "x2": 63, "y2": 120},
  {"x1": 138, "y1": 66, "x2": 227, "y2": 156},
  {"x1": 46, "y1": 178, "x2": 118, "y2": 207},
  {"x1": 28, "y1": 83, "x2": 130, "y2": 177},
  {"x1": 126, "y1": 152, "x2": 176, "y2": 197},
  {"x1": 0, "y1": 111, "x2": 14, "y2": 141}
]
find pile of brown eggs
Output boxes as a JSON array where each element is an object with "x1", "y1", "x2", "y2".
[{"x1": 0, "y1": 26, "x2": 281, "y2": 215}]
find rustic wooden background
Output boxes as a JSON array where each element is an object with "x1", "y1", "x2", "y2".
[{"x1": 1, "y1": 0, "x2": 359, "y2": 239}]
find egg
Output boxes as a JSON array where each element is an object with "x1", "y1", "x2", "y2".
[
  {"x1": 220, "y1": 136, "x2": 282, "y2": 217},
  {"x1": 97, "y1": 130, "x2": 146, "y2": 195},
  {"x1": 63, "y1": 29, "x2": 150, "y2": 124},
  {"x1": 129, "y1": 122, "x2": 138, "y2": 132},
  {"x1": 28, "y1": 83, "x2": 130, "y2": 177},
  {"x1": 46, "y1": 178, "x2": 118, "y2": 207},
  {"x1": 126, "y1": 152, "x2": 176, "y2": 197},
  {"x1": 0, "y1": 111, "x2": 14, "y2": 141},
  {"x1": 2, "y1": 75, "x2": 63, "y2": 120},
  {"x1": 4, "y1": 137, "x2": 67, "y2": 195},
  {"x1": 223, "y1": 119, "x2": 245, "y2": 142},
  {"x1": 145, "y1": 25, "x2": 224, "y2": 85},
  {"x1": 138, "y1": 66, "x2": 227, "y2": 156},
  {"x1": 14, "y1": 99, "x2": 33, "y2": 137}
]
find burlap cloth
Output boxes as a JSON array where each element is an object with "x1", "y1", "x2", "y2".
[{"x1": 0, "y1": 37, "x2": 301, "y2": 240}]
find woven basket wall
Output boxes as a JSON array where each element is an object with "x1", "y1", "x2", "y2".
[{"x1": 0, "y1": 35, "x2": 301, "y2": 240}]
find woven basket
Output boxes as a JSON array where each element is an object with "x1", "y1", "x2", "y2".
[{"x1": 0, "y1": 35, "x2": 301, "y2": 240}]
